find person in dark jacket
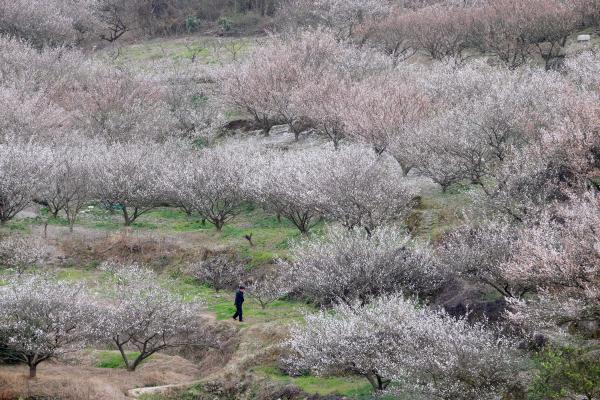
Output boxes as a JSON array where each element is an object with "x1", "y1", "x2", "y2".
[{"x1": 232, "y1": 285, "x2": 245, "y2": 322}]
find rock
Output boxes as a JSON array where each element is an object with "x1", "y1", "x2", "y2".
[
  {"x1": 291, "y1": 116, "x2": 313, "y2": 135},
  {"x1": 436, "y1": 279, "x2": 508, "y2": 323},
  {"x1": 268, "y1": 124, "x2": 290, "y2": 136},
  {"x1": 572, "y1": 319, "x2": 600, "y2": 339},
  {"x1": 223, "y1": 119, "x2": 259, "y2": 132},
  {"x1": 578, "y1": 34, "x2": 591, "y2": 42}
]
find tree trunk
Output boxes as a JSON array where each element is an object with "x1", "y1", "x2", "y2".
[
  {"x1": 365, "y1": 372, "x2": 379, "y2": 390},
  {"x1": 116, "y1": 344, "x2": 131, "y2": 371},
  {"x1": 395, "y1": 159, "x2": 413, "y2": 176},
  {"x1": 290, "y1": 123, "x2": 301, "y2": 141},
  {"x1": 128, "y1": 353, "x2": 150, "y2": 371},
  {"x1": 294, "y1": 219, "x2": 309, "y2": 235},
  {"x1": 29, "y1": 363, "x2": 37, "y2": 379},
  {"x1": 365, "y1": 371, "x2": 388, "y2": 390},
  {"x1": 332, "y1": 138, "x2": 340, "y2": 151},
  {"x1": 122, "y1": 207, "x2": 132, "y2": 226}
]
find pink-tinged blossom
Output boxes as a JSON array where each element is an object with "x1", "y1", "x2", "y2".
[{"x1": 502, "y1": 195, "x2": 600, "y2": 337}]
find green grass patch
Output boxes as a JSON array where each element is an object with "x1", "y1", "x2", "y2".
[
  {"x1": 411, "y1": 184, "x2": 477, "y2": 241},
  {"x1": 2, "y1": 219, "x2": 34, "y2": 232},
  {"x1": 129, "y1": 221, "x2": 159, "y2": 230},
  {"x1": 254, "y1": 366, "x2": 373, "y2": 398},
  {"x1": 145, "y1": 208, "x2": 189, "y2": 220},
  {"x1": 97, "y1": 36, "x2": 255, "y2": 66},
  {"x1": 170, "y1": 219, "x2": 214, "y2": 232},
  {"x1": 46, "y1": 216, "x2": 70, "y2": 227},
  {"x1": 95, "y1": 350, "x2": 143, "y2": 369},
  {"x1": 174, "y1": 45, "x2": 211, "y2": 61},
  {"x1": 242, "y1": 248, "x2": 278, "y2": 269},
  {"x1": 56, "y1": 269, "x2": 95, "y2": 282},
  {"x1": 10, "y1": 204, "x2": 301, "y2": 264},
  {"x1": 168, "y1": 277, "x2": 309, "y2": 323}
]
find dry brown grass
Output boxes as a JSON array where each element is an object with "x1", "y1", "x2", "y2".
[
  {"x1": 0, "y1": 353, "x2": 202, "y2": 400},
  {"x1": 0, "y1": 371, "x2": 26, "y2": 400},
  {"x1": 56, "y1": 229, "x2": 199, "y2": 269}
]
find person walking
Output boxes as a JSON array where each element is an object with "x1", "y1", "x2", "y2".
[{"x1": 232, "y1": 285, "x2": 245, "y2": 322}]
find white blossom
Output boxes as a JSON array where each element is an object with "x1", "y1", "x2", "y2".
[
  {"x1": 99, "y1": 263, "x2": 205, "y2": 371},
  {"x1": 278, "y1": 227, "x2": 443, "y2": 305},
  {"x1": 0, "y1": 142, "x2": 51, "y2": 224},
  {"x1": 0, "y1": 275, "x2": 104, "y2": 378},
  {"x1": 189, "y1": 254, "x2": 245, "y2": 292},
  {"x1": 287, "y1": 294, "x2": 521, "y2": 398},
  {"x1": 0, "y1": 235, "x2": 48, "y2": 275},
  {"x1": 92, "y1": 141, "x2": 169, "y2": 226}
]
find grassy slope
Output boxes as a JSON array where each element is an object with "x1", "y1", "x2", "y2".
[
  {"x1": 1, "y1": 184, "x2": 473, "y2": 399},
  {"x1": 97, "y1": 35, "x2": 254, "y2": 66},
  {"x1": 252, "y1": 366, "x2": 374, "y2": 398},
  {"x1": 2, "y1": 203, "x2": 372, "y2": 397},
  {"x1": 15, "y1": 204, "x2": 303, "y2": 267},
  {"x1": 3, "y1": 198, "x2": 438, "y2": 398}
]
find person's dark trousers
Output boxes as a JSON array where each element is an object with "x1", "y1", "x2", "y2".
[{"x1": 233, "y1": 304, "x2": 243, "y2": 321}]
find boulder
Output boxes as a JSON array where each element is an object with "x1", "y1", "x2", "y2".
[
  {"x1": 572, "y1": 319, "x2": 600, "y2": 339},
  {"x1": 223, "y1": 119, "x2": 260, "y2": 132},
  {"x1": 577, "y1": 34, "x2": 591, "y2": 42},
  {"x1": 268, "y1": 124, "x2": 291, "y2": 136},
  {"x1": 436, "y1": 279, "x2": 508, "y2": 323}
]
